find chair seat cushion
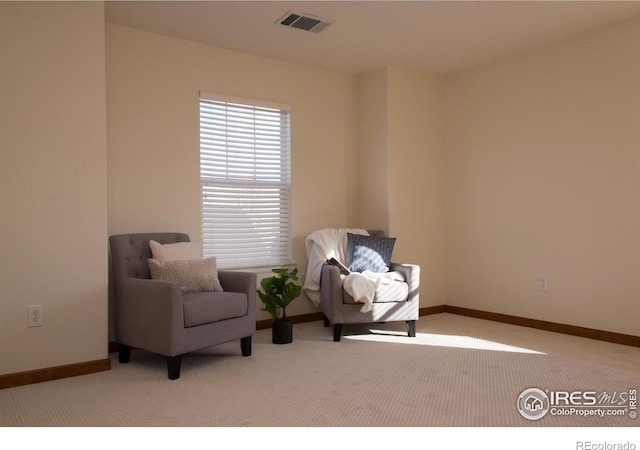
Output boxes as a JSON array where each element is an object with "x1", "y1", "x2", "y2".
[
  {"x1": 342, "y1": 280, "x2": 409, "y2": 305},
  {"x1": 183, "y1": 291, "x2": 248, "y2": 327}
]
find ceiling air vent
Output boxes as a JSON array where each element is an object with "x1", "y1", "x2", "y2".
[{"x1": 277, "y1": 11, "x2": 332, "y2": 34}]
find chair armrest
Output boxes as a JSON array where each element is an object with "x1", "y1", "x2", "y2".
[
  {"x1": 321, "y1": 263, "x2": 343, "y2": 282},
  {"x1": 320, "y1": 263, "x2": 344, "y2": 318},
  {"x1": 114, "y1": 277, "x2": 184, "y2": 355},
  {"x1": 218, "y1": 271, "x2": 256, "y2": 296},
  {"x1": 390, "y1": 262, "x2": 420, "y2": 304},
  {"x1": 218, "y1": 270, "x2": 257, "y2": 320}
]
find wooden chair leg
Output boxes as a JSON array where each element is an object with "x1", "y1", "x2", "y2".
[
  {"x1": 241, "y1": 336, "x2": 252, "y2": 356},
  {"x1": 407, "y1": 320, "x2": 416, "y2": 337},
  {"x1": 333, "y1": 323, "x2": 342, "y2": 342},
  {"x1": 167, "y1": 355, "x2": 182, "y2": 380},
  {"x1": 118, "y1": 344, "x2": 131, "y2": 364},
  {"x1": 323, "y1": 315, "x2": 330, "y2": 327}
]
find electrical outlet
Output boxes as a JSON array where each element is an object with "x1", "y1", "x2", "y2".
[
  {"x1": 27, "y1": 305, "x2": 44, "y2": 327},
  {"x1": 537, "y1": 277, "x2": 548, "y2": 292}
]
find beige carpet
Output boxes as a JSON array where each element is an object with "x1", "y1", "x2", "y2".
[{"x1": 1, "y1": 313, "x2": 639, "y2": 429}]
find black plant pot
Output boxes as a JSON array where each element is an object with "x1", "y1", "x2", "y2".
[{"x1": 272, "y1": 319, "x2": 293, "y2": 344}]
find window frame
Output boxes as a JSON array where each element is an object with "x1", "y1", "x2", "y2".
[{"x1": 199, "y1": 91, "x2": 293, "y2": 270}]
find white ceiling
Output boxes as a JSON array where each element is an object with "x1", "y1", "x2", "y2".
[{"x1": 105, "y1": 1, "x2": 640, "y2": 75}]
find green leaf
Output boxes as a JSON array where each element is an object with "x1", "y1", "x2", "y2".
[
  {"x1": 257, "y1": 267, "x2": 301, "y2": 319},
  {"x1": 281, "y1": 282, "x2": 301, "y2": 306}
]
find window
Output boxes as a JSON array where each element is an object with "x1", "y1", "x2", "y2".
[{"x1": 199, "y1": 92, "x2": 292, "y2": 269}]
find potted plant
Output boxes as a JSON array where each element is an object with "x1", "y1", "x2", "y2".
[{"x1": 258, "y1": 267, "x2": 301, "y2": 344}]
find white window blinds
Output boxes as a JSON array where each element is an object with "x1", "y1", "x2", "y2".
[{"x1": 199, "y1": 93, "x2": 292, "y2": 269}]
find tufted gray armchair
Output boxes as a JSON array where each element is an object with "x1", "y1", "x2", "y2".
[{"x1": 109, "y1": 232, "x2": 256, "y2": 379}]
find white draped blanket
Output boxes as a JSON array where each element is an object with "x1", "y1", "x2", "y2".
[
  {"x1": 343, "y1": 270, "x2": 406, "y2": 312},
  {"x1": 303, "y1": 228, "x2": 369, "y2": 306},
  {"x1": 342, "y1": 271, "x2": 379, "y2": 312}
]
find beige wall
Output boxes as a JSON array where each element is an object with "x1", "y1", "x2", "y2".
[
  {"x1": 444, "y1": 17, "x2": 640, "y2": 335},
  {"x1": 106, "y1": 24, "x2": 359, "y2": 321},
  {"x1": 356, "y1": 67, "x2": 446, "y2": 306},
  {"x1": 387, "y1": 67, "x2": 445, "y2": 306},
  {"x1": 0, "y1": 2, "x2": 108, "y2": 375},
  {"x1": 357, "y1": 69, "x2": 390, "y2": 231}
]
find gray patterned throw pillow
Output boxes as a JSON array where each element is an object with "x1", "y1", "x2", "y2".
[
  {"x1": 346, "y1": 233, "x2": 396, "y2": 273},
  {"x1": 148, "y1": 257, "x2": 223, "y2": 292}
]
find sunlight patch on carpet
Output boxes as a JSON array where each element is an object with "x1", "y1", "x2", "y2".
[{"x1": 344, "y1": 330, "x2": 546, "y2": 354}]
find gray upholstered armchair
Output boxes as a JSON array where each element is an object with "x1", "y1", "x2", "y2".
[
  {"x1": 318, "y1": 230, "x2": 420, "y2": 341},
  {"x1": 109, "y1": 233, "x2": 256, "y2": 379}
]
